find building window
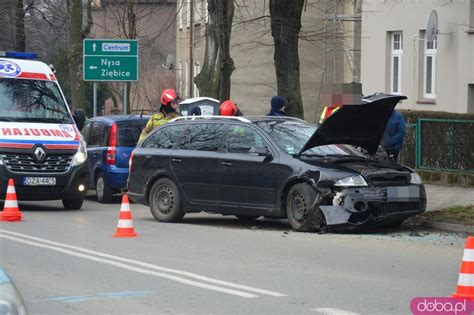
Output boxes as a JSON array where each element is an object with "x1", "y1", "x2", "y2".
[
  {"x1": 424, "y1": 37, "x2": 437, "y2": 99},
  {"x1": 183, "y1": 62, "x2": 188, "y2": 99},
  {"x1": 194, "y1": 0, "x2": 202, "y2": 26},
  {"x1": 178, "y1": 0, "x2": 183, "y2": 30},
  {"x1": 470, "y1": 0, "x2": 474, "y2": 30},
  {"x1": 186, "y1": 1, "x2": 190, "y2": 28},
  {"x1": 178, "y1": 61, "x2": 184, "y2": 96},
  {"x1": 391, "y1": 32, "x2": 403, "y2": 94},
  {"x1": 193, "y1": 62, "x2": 201, "y2": 98}
]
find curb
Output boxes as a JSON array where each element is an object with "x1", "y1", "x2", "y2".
[{"x1": 423, "y1": 221, "x2": 474, "y2": 234}]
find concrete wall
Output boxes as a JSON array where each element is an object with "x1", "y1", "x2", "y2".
[
  {"x1": 361, "y1": 0, "x2": 474, "y2": 113},
  {"x1": 176, "y1": 0, "x2": 361, "y2": 122}
]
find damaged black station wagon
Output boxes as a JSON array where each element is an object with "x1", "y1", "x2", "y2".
[{"x1": 127, "y1": 94, "x2": 426, "y2": 232}]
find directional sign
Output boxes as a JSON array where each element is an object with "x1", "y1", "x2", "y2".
[{"x1": 83, "y1": 39, "x2": 138, "y2": 81}]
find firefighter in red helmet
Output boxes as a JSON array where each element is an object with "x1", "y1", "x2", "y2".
[
  {"x1": 139, "y1": 88, "x2": 181, "y2": 141},
  {"x1": 219, "y1": 100, "x2": 243, "y2": 116}
]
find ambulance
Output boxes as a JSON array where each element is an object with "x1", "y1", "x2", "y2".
[{"x1": 0, "y1": 52, "x2": 88, "y2": 209}]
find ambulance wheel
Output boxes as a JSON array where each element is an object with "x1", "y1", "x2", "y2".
[{"x1": 62, "y1": 195, "x2": 84, "y2": 210}]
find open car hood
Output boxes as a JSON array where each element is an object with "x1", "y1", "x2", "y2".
[{"x1": 299, "y1": 94, "x2": 407, "y2": 156}]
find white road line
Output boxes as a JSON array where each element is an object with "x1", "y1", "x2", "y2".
[
  {"x1": 0, "y1": 229, "x2": 286, "y2": 297},
  {"x1": 311, "y1": 308, "x2": 359, "y2": 315},
  {"x1": 0, "y1": 233, "x2": 256, "y2": 298}
]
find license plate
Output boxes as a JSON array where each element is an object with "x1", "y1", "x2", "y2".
[
  {"x1": 386, "y1": 186, "x2": 420, "y2": 202},
  {"x1": 23, "y1": 177, "x2": 56, "y2": 186}
]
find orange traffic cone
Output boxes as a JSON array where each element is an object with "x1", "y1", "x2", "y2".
[
  {"x1": 113, "y1": 194, "x2": 137, "y2": 238},
  {"x1": 0, "y1": 179, "x2": 22, "y2": 222},
  {"x1": 453, "y1": 236, "x2": 474, "y2": 300}
]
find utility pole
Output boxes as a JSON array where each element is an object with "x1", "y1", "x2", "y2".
[{"x1": 189, "y1": 0, "x2": 194, "y2": 98}]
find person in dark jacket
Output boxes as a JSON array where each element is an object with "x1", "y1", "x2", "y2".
[
  {"x1": 267, "y1": 96, "x2": 286, "y2": 116},
  {"x1": 381, "y1": 110, "x2": 406, "y2": 162}
]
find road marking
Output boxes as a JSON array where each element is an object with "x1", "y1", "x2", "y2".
[
  {"x1": 311, "y1": 308, "x2": 359, "y2": 315},
  {"x1": 0, "y1": 229, "x2": 286, "y2": 298},
  {"x1": 30, "y1": 290, "x2": 154, "y2": 303},
  {"x1": 0, "y1": 233, "x2": 256, "y2": 298}
]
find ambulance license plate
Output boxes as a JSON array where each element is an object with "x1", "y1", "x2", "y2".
[{"x1": 23, "y1": 177, "x2": 56, "y2": 186}]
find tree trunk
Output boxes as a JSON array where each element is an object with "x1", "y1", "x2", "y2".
[
  {"x1": 15, "y1": 0, "x2": 25, "y2": 51},
  {"x1": 195, "y1": 0, "x2": 234, "y2": 102},
  {"x1": 270, "y1": 0, "x2": 305, "y2": 119},
  {"x1": 68, "y1": 0, "x2": 88, "y2": 111}
]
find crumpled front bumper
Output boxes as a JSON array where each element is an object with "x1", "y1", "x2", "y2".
[{"x1": 319, "y1": 184, "x2": 426, "y2": 228}]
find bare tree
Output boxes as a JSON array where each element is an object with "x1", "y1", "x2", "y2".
[
  {"x1": 194, "y1": 0, "x2": 235, "y2": 101},
  {"x1": 68, "y1": 0, "x2": 92, "y2": 110},
  {"x1": 270, "y1": 0, "x2": 305, "y2": 118},
  {"x1": 91, "y1": 0, "x2": 176, "y2": 114}
]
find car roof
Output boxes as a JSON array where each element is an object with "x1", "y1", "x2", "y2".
[
  {"x1": 170, "y1": 115, "x2": 307, "y2": 125},
  {"x1": 0, "y1": 57, "x2": 57, "y2": 81},
  {"x1": 87, "y1": 115, "x2": 150, "y2": 124}
]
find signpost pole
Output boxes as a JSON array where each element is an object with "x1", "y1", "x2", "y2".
[
  {"x1": 93, "y1": 82, "x2": 97, "y2": 117},
  {"x1": 123, "y1": 82, "x2": 128, "y2": 115}
]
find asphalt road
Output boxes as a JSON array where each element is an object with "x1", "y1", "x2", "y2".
[{"x1": 0, "y1": 195, "x2": 468, "y2": 315}]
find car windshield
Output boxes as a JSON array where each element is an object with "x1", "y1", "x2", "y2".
[
  {"x1": 257, "y1": 121, "x2": 364, "y2": 157},
  {"x1": 0, "y1": 78, "x2": 72, "y2": 124}
]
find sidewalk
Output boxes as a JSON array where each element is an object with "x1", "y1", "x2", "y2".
[{"x1": 425, "y1": 184, "x2": 474, "y2": 211}]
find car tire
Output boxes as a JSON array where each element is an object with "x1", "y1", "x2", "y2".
[
  {"x1": 286, "y1": 183, "x2": 325, "y2": 232},
  {"x1": 235, "y1": 215, "x2": 260, "y2": 221},
  {"x1": 62, "y1": 195, "x2": 84, "y2": 210},
  {"x1": 149, "y1": 178, "x2": 184, "y2": 222},
  {"x1": 96, "y1": 173, "x2": 114, "y2": 203}
]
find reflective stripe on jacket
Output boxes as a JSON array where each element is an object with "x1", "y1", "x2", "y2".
[
  {"x1": 138, "y1": 111, "x2": 181, "y2": 142},
  {"x1": 319, "y1": 105, "x2": 341, "y2": 124}
]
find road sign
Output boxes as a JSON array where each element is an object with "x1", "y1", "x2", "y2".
[{"x1": 83, "y1": 39, "x2": 138, "y2": 81}]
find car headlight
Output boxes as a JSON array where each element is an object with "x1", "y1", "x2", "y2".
[
  {"x1": 72, "y1": 139, "x2": 87, "y2": 166},
  {"x1": 334, "y1": 175, "x2": 368, "y2": 187},
  {"x1": 410, "y1": 172, "x2": 422, "y2": 184}
]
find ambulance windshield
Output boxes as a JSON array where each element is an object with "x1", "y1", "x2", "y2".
[{"x1": 0, "y1": 78, "x2": 73, "y2": 124}]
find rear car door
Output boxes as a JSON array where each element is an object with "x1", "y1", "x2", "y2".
[
  {"x1": 129, "y1": 124, "x2": 186, "y2": 199},
  {"x1": 170, "y1": 122, "x2": 225, "y2": 206},
  {"x1": 219, "y1": 124, "x2": 282, "y2": 213}
]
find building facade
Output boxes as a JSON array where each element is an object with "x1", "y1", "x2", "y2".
[
  {"x1": 176, "y1": 0, "x2": 361, "y2": 121},
  {"x1": 361, "y1": 0, "x2": 474, "y2": 113}
]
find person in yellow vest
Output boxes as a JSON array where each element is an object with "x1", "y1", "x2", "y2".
[
  {"x1": 139, "y1": 89, "x2": 181, "y2": 142},
  {"x1": 319, "y1": 103, "x2": 342, "y2": 124}
]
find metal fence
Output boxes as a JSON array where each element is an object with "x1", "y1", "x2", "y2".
[{"x1": 399, "y1": 119, "x2": 474, "y2": 173}]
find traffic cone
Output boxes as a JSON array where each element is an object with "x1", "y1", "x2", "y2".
[
  {"x1": 113, "y1": 194, "x2": 137, "y2": 238},
  {"x1": 453, "y1": 236, "x2": 474, "y2": 300},
  {"x1": 0, "y1": 179, "x2": 22, "y2": 222}
]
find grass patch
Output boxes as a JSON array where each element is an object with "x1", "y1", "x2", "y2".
[{"x1": 422, "y1": 205, "x2": 474, "y2": 226}]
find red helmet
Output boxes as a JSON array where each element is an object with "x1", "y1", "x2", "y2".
[
  {"x1": 161, "y1": 89, "x2": 178, "y2": 105},
  {"x1": 219, "y1": 100, "x2": 238, "y2": 116}
]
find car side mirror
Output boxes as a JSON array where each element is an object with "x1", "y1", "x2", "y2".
[
  {"x1": 249, "y1": 146, "x2": 272, "y2": 157},
  {"x1": 73, "y1": 109, "x2": 86, "y2": 131}
]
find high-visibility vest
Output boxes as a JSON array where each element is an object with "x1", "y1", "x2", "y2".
[{"x1": 319, "y1": 105, "x2": 341, "y2": 124}]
